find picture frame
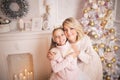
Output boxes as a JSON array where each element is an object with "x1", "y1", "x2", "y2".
[
  {"x1": 31, "y1": 18, "x2": 42, "y2": 31},
  {"x1": 24, "y1": 21, "x2": 32, "y2": 31}
]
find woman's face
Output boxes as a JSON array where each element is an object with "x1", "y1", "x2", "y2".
[
  {"x1": 63, "y1": 24, "x2": 77, "y2": 43},
  {"x1": 53, "y1": 29, "x2": 67, "y2": 46}
]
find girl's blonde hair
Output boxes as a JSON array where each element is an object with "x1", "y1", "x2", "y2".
[
  {"x1": 62, "y1": 17, "x2": 85, "y2": 41},
  {"x1": 49, "y1": 27, "x2": 64, "y2": 50}
]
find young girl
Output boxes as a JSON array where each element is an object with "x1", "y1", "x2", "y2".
[{"x1": 48, "y1": 27, "x2": 90, "y2": 80}]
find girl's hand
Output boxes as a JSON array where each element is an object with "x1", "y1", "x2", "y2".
[{"x1": 47, "y1": 51, "x2": 55, "y2": 60}]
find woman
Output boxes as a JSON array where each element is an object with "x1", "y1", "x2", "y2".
[{"x1": 62, "y1": 17, "x2": 103, "y2": 80}]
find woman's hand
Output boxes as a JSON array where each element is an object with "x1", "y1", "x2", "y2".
[{"x1": 47, "y1": 51, "x2": 55, "y2": 60}]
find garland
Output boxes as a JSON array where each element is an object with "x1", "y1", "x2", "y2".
[{"x1": 0, "y1": 0, "x2": 29, "y2": 19}]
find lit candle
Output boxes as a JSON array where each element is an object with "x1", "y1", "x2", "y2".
[
  {"x1": 19, "y1": 19, "x2": 24, "y2": 31},
  {"x1": 27, "y1": 72, "x2": 30, "y2": 80},
  {"x1": 24, "y1": 69, "x2": 28, "y2": 76},
  {"x1": 14, "y1": 74, "x2": 19, "y2": 80},
  {"x1": 30, "y1": 72, "x2": 33, "y2": 80},
  {"x1": 23, "y1": 76, "x2": 27, "y2": 80},
  {"x1": 19, "y1": 73, "x2": 23, "y2": 80}
]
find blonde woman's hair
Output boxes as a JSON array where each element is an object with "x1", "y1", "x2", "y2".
[
  {"x1": 49, "y1": 26, "x2": 64, "y2": 50},
  {"x1": 62, "y1": 17, "x2": 85, "y2": 41}
]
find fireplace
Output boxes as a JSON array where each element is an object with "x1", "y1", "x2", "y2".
[
  {"x1": 7, "y1": 53, "x2": 34, "y2": 80},
  {"x1": 0, "y1": 31, "x2": 52, "y2": 80}
]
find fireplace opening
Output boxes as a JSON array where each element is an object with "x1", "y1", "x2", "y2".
[{"x1": 7, "y1": 53, "x2": 34, "y2": 80}]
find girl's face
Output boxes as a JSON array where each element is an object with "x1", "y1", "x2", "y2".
[
  {"x1": 53, "y1": 29, "x2": 67, "y2": 46},
  {"x1": 63, "y1": 24, "x2": 77, "y2": 43}
]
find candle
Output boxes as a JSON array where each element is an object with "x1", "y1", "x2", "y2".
[
  {"x1": 23, "y1": 76, "x2": 27, "y2": 80},
  {"x1": 30, "y1": 72, "x2": 33, "y2": 80},
  {"x1": 14, "y1": 74, "x2": 19, "y2": 80},
  {"x1": 27, "y1": 72, "x2": 30, "y2": 80},
  {"x1": 19, "y1": 73, "x2": 23, "y2": 80},
  {"x1": 24, "y1": 69, "x2": 28, "y2": 76},
  {"x1": 19, "y1": 19, "x2": 24, "y2": 31}
]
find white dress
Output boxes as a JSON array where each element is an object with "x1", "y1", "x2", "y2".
[{"x1": 73, "y1": 35, "x2": 103, "y2": 80}]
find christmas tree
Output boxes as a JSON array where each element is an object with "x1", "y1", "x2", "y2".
[{"x1": 80, "y1": 0, "x2": 120, "y2": 80}]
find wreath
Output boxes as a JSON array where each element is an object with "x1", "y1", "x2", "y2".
[{"x1": 0, "y1": 0, "x2": 29, "y2": 19}]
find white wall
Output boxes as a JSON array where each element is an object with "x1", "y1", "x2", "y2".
[
  {"x1": 0, "y1": 0, "x2": 42, "y2": 31},
  {"x1": 56, "y1": 0, "x2": 86, "y2": 25},
  {"x1": 0, "y1": 0, "x2": 86, "y2": 31}
]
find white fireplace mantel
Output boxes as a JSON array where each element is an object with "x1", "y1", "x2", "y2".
[
  {"x1": 0, "y1": 31, "x2": 52, "y2": 80},
  {"x1": 0, "y1": 31, "x2": 52, "y2": 40}
]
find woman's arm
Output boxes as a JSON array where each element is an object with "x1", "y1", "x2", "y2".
[{"x1": 78, "y1": 36, "x2": 95, "y2": 64}]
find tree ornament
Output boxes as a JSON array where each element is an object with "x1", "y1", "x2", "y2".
[
  {"x1": 114, "y1": 45, "x2": 119, "y2": 51},
  {"x1": 100, "y1": 20, "x2": 107, "y2": 28},
  {"x1": 105, "y1": 47, "x2": 111, "y2": 52},
  {"x1": 89, "y1": 21, "x2": 95, "y2": 26},
  {"x1": 100, "y1": 56, "x2": 105, "y2": 62},
  {"x1": 93, "y1": 45, "x2": 98, "y2": 52},
  {"x1": 99, "y1": 43, "x2": 105, "y2": 48},
  {"x1": 109, "y1": 28, "x2": 115, "y2": 33},
  {"x1": 106, "y1": 75, "x2": 111, "y2": 80},
  {"x1": 83, "y1": 9, "x2": 88, "y2": 13},
  {"x1": 105, "y1": 9, "x2": 112, "y2": 17},
  {"x1": 93, "y1": 34, "x2": 98, "y2": 39},
  {"x1": 107, "y1": 63, "x2": 112, "y2": 68},
  {"x1": 111, "y1": 58, "x2": 116, "y2": 63}
]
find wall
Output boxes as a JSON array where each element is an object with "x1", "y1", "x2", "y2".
[
  {"x1": 0, "y1": 0, "x2": 85, "y2": 31},
  {"x1": 0, "y1": 0, "x2": 42, "y2": 32},
  {"x1": 56, "y1": 0, "x2": 86, "y2": 25}
]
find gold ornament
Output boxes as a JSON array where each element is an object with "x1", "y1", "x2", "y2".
[
  {"x1": 114, "y1": 45, "x2": 119, "y2": 51},
  {"x1": 108, "y1": 9, "x2": 112, "y2": 15},
  {"x1": 107, "y1": 63, "x2": 112, "y2": 68},
  {"x1": 83, "y1": 9, "x2": 88, "y2": 13},
  {"x1": 100, "y1": 56, "x2": 105, "y2": 62},
  {"x1": 93, "y1": 34, "x2": 98, "y2": 39},
  {"x1": 89, "y1": 21, "x2": 95, "y2": 26},
  {"x1": 106, "y1": 75, "x2": 111, "y2": 80},
  {"x1": 100, "y1": 20, "x2": 107, "y2": 28},
  {"x1": 105, "y1": 47, "x2": 111, "y2": 52},
  {"x1": 111, "y1": 58, "x2": 116, "y2": 63},
  {"x1": 109, "y1": 28, "x2": 115, "y2": 33},
  {"x1": 105, "y1": 9, "x2": 112, "y2": 18},
  {"x1": 99, "y1": 43, "x2": 105, "y2": 48},
  {"x1": 93, "y1": 46, "x2": 98, "y2": 52}
]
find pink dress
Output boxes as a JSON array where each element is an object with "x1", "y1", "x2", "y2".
[
  {"x1": 74, "y1": 35, "x2": 103, "y2": 80},
  {"x1": 49, "y1": 42, "x2": 90, "y2": 80}
]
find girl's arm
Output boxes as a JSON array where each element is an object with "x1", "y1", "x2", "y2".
[{"x1": 51, "y1": 51, "x2": 75, "y2": 73}]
